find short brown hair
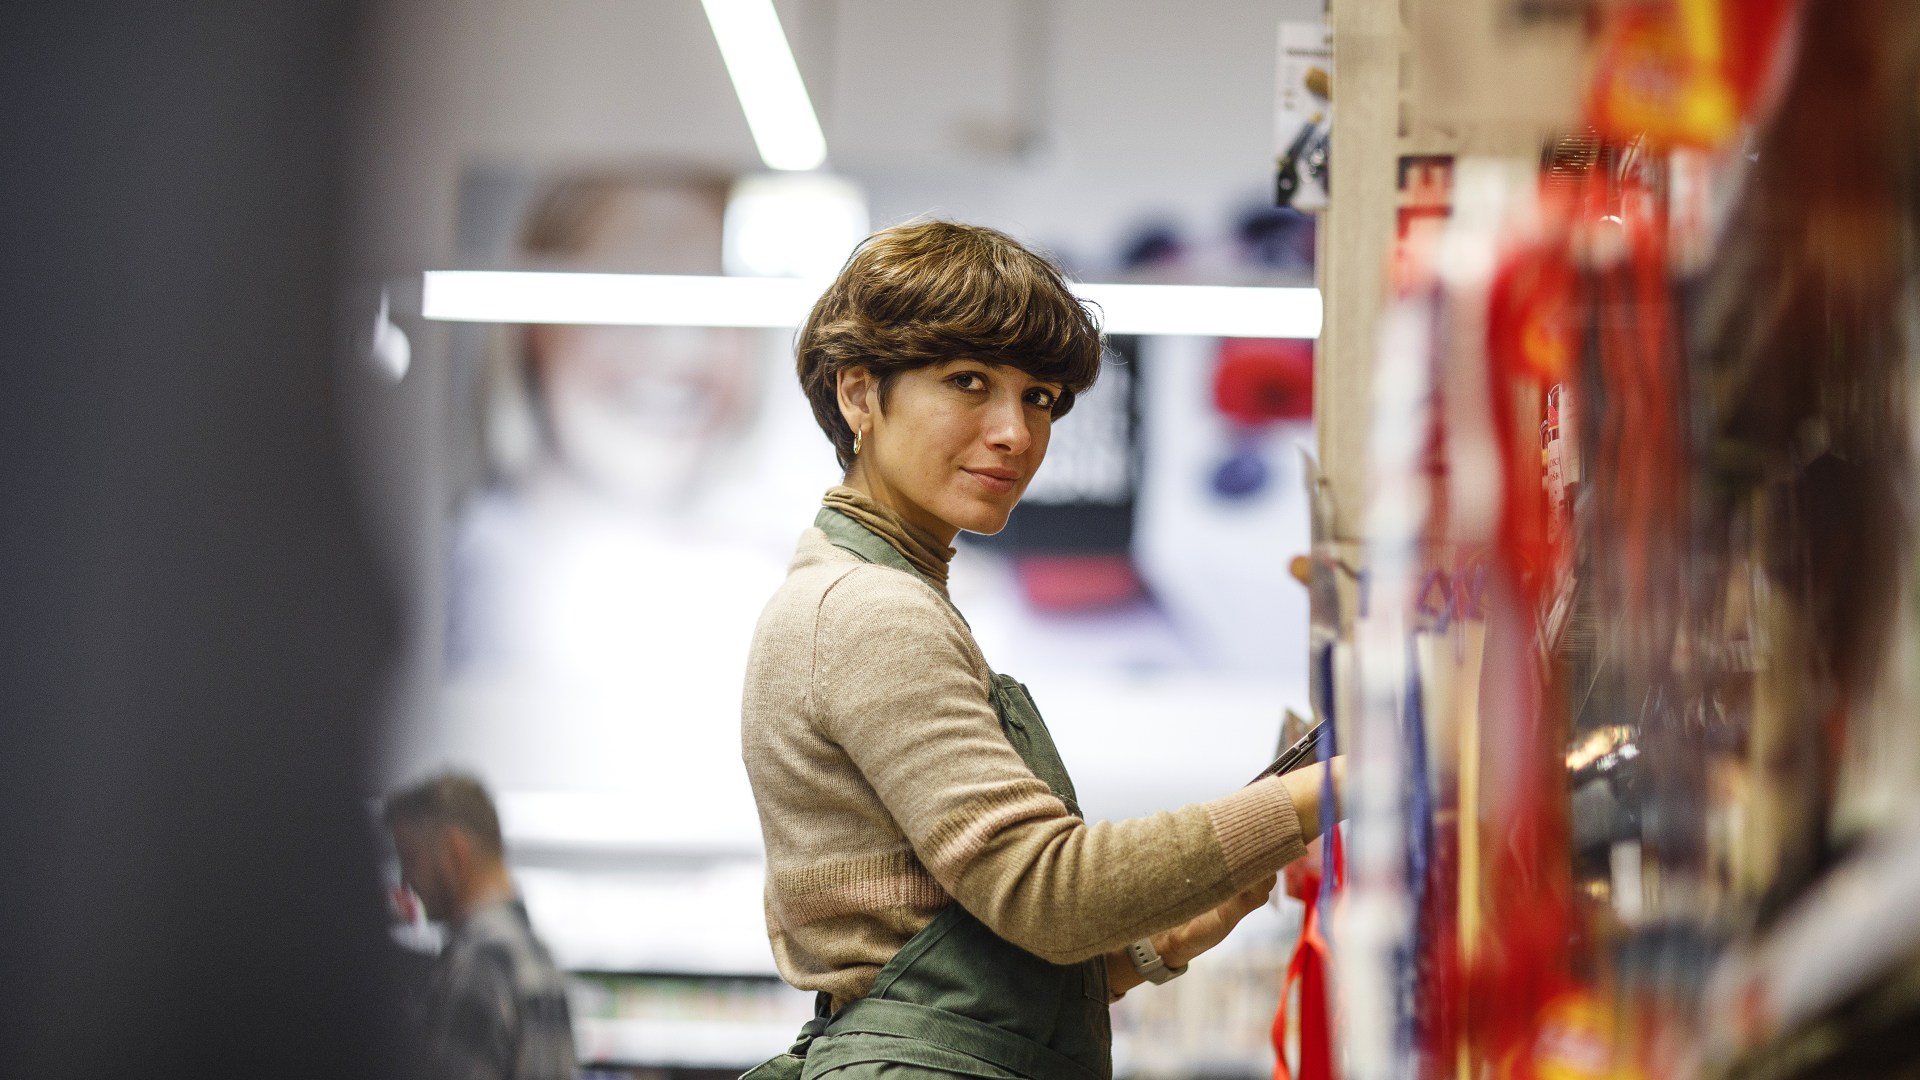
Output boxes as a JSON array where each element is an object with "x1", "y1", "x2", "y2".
[
  {"x1": 796, "y1": 220, "x2": 1104, "y2": 469},
  {"x1": 383, "y1": 772, "x2": 504, "y2": 859}
]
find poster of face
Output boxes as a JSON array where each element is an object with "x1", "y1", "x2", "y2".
[{"x1": 436, "y1": 171, "x2": 830, "y2": 866}]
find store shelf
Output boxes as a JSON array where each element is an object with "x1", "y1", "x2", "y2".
[
  {"x1": 576, "y1": 1016, "x2": 802, "y2": 1070},
  {"x1": 1701, "y1": 810, "x2": 1920, "y2": 1069},
  {"x1": 570, "y1": 969, "x2": 814, "y2": 1072}
]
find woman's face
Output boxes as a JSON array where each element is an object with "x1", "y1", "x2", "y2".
[{"x1": 842, "y1": 359, "x2": 1063, "y2": 542}]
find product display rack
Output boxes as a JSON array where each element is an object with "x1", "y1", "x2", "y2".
[{"x1": 1302, "y1": 2, "x2": 1920, "y2": 1079}]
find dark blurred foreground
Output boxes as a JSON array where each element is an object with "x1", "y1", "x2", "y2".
[{"x1": 0, "y1": 4, "x2": 403, "y2": 1077}]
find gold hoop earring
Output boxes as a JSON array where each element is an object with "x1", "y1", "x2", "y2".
[{"x1": 852, "y1": 429, "x2": 864, "y2": 456}]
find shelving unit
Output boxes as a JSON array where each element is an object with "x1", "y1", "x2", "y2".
[
  {"x1": 1701, "y1": 811, "x2": 1920, "y2": 1076},
  {"x1": 1310, "y1": 3, "x2": 1920, "y2": 1079},
  {"x1": 569, "y1": 971, "x2": 814, "y2": 1076}
]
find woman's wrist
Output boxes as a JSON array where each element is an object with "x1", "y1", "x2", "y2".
[
  {"x1": 1277, "y1": 767, "x2": 1322, "y2": 839},
  {"x1": 1276, "y1": 757, "x2": 1343, "y2": 840},
  {"x1": 1105, "y1": 932, "x2": 1192, "y2": 1002}
]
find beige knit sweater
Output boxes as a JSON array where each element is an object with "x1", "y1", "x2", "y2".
[{"x1": 741, "y1": 499, "x2": 1308, "y2": 1006}]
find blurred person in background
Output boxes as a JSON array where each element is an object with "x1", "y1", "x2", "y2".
[
  {"x1": 385, "y1": 774, "x2": 577, "y2": 1080},
  {"x1": 741, "y1": 221, "x2": 1344, "y2": 1080}
]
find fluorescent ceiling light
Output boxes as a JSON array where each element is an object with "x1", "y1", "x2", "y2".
[
  {"x1": 701, "y1": 0, "x2": 827, "y2": 171},
  {"x1": 723, "y1": 173, "x2": 869, "y2": 278},
  {"x1": 424, "y1": 272, "x2": 824, "y2": 328},
  {"x1": 422, "y1": 271, "x2": 1322, "y2": 339},
  {"x1": 1077, "y1": 282, "x2": 1322, "y2": 338}
]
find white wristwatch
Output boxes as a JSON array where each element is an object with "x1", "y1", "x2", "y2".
[{"x1": 1125, "y1": 937, "x2": 1188, "y2": 984}]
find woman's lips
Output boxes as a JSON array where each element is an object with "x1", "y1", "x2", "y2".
[{"x1": 963, "y1": 467, "x2": 1020, "y2": 495}]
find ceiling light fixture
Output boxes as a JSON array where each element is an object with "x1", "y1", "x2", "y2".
[
  {"x1": 723, "y1": 173, "x2": 869, "y2": 278},
  {"x1": 1076, "y1": 282, "x2": 1322, "y2": 339},
  {"x1": 422, "y1": 271, "x2": 1323, "y2": 339},
  {"x1": 424, "y1": 271, "x2": 821, "y2": 328},
  {"x1": 700, "y1": 0, "x2": 827, "y2": 172}
]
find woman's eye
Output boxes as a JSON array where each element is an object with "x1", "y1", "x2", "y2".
[
  {"x1": 951, "y1": 372, "x2": 986, "y2": 391},
  {"x1": 1026, "y1": 389, "x2": 1057, "y2": 409}
]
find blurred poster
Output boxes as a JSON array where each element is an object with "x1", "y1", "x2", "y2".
[{"x1": 432, "y1": 171, "x2": 837, "y2": 871}]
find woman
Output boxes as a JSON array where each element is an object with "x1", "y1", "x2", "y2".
[{"x1": 742, "y1": 221, "x2": 1341, "y2": 1080}]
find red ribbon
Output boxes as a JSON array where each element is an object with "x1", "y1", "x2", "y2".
[{"x1": 1273, "y1": 831, "x2": 1344, "y2": 1080}]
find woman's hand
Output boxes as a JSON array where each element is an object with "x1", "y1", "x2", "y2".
[
  {"x1": 1160, "y1": 874, "x2": 1277, "y2": 967},
  {"x1": 1102, "y1": 758, "x2": 1345, "y2": 1002},
  {"x1": 1277, "y1": 756, "x2": 1344, "y2": 839},
  {"x1": 1104, "y1": 875, "x2": 1277, "y2": 1001}
]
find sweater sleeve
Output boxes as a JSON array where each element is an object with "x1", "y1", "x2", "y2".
[{"x1": 811, "y1": 566, "x2": 1308, "y2": 965}]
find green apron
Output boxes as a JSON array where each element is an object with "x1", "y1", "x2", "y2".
[{"x1": 743, "y1": 508, "x2": 1113, "y2": 1080}]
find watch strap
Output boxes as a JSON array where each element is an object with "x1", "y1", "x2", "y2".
[{"x1": 1125, "y1": 937, "x2": 1188, "y2": 984}]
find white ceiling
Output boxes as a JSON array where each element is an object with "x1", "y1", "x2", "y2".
[{"x1": 351, "y1": 0, "x2": 1324, "y2": 276}]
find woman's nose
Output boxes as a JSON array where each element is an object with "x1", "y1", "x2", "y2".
[{"x1": 984, "y1": 396, "x2": 1032, "y2": 454}]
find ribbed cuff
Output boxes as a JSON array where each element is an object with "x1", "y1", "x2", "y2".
[{"x1": 1203, "y1": 776, "x2": 1308, "y2": 888}]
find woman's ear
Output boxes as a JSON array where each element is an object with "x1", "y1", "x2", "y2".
[{"x1": 836, "y1": 365, "x2": 877, "y2": 441}]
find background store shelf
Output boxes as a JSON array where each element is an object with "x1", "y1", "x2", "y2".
[
  {"x1": 1702, "y1": 810, "x2": 1920, "y2": 1073},
  {"x1": 577, "y1": 1017, "x2": 803, "y2": 1070}
]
